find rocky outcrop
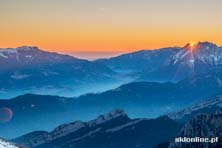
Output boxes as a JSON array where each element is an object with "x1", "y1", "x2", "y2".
[{"x1": 169, "y1": 111, "x2": 222, "y2": 147}]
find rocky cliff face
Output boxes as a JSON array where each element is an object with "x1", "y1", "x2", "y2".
[{"x1": 169, "y1": 111, "x2": 222, "y2": 147}]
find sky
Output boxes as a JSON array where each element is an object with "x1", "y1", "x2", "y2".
[{"x1": 1, "y1": 0, "x2": 222, "y2": 58}]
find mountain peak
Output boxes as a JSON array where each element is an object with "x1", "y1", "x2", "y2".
[
  {"x1": 98, "y1": 109, "x2": 127, "y2": 120},
  {"x1": 172, "y1": 41, "x2": 222, "y2": 67},
  {"x1": 0, "y1": 46, "x2": 41, "y2": 54},
  {"x1": 0, "y1": 46, "x2": 42, "y2": 59},
  {"x1": 184, "y1": 41, "x2": 218, "y2": 50},
  {"x1": 197, "y1": 41, "x2": 218, "y2": 48},
  {"x1": 15, "y1": 46, "x2": 41, "y2": 52}
]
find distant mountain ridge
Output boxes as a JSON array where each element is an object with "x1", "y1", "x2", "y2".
[
  {"x1": 96, "y1": 47, "x2": 180, "y2": 73},
  {"x1": 1, "y1": 42, "x2": 222, "y2": 98},
  {"x1": 0, "y1": 46, "x2": 119, "y2": 98},
  {"x1": 98, "y1": 41, "x2": 222, "y2": 82}
]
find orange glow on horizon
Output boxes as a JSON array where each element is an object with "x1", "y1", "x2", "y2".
[
  {"x1": 0, "y1": 39, "x2": 221, "y2": 53},
  {"x1": 1, "y1": 1, "x2": 222, "y2": 53}
]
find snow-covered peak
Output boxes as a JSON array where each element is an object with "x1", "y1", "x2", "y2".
[
  {"x1": 0, "y1": 46, "x2": 40, "y2": 53},
  {"x1": 172, "y1": 41, "x2": 222, "y2": 66},
  {"x1": 15, "y1": 46, "x2": 40, "y2": 52},
  {"x1": 183, "y1": 41, "x2": 218, "y2": 50},
  {"x1": 196, "y1": 41, "x2": 218, "y2": 49},
  {"x1": 0, "y1": 138, "x2": 20, "y2": 148},
  {"x1": 185, "y1": 41, "x2": 218, "y2": 50},
  {"x1": 0, "y1": 46, "x2": 41, "y2": 59}
]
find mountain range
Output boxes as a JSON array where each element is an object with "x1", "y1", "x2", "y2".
[
  {"x1": 11, "y1": 98, "x2": 222, "y2": 148},
  {"x1": 96, "y1": 47, "x2": 180, "y2": 74},
  {"x1": 0, "y1": 46, "x2": 119, "y2": 98},
  {"x1": 1, "y1": 71, "x2": 222, "y2": 138},
  {"x1": 1, "y1": 41, "x2": 222, "y2": 147},
  {"x1": 98, "y1": 41, "x2": 222, "y2": 82},
  {"x1": 1, "y1": 41, "x2": 222, "y2": 98},
  {"x1": 12, "y1": 109, "x2": 181, "y2": 148}
]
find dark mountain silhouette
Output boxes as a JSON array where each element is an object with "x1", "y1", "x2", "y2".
[
  {"x1": 13, "y1": 99, "x2": 222, "y2": 148},
  {"x1": 12, "y1": 110, "x2": 181, "y2": 148},
  {"x1": 169, "y1": 110, "x2": 222, "y2": 147}
]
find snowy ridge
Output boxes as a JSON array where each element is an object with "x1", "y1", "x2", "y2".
[
  {"x1": 0, "y1": 46, "x2": 39, "y2": 59},
  {"x1": 168, "y1": 95, "x2": 222, "y2": 120},
  {"x1": 0, "y1": 139, "x2": 20, "y2": 148},
  {"x1": 0, "y1": 46, "x2": 39, "y2": 53},
  {"x1": 172, "y1": 42, "x2": 222, "y2": 66}
]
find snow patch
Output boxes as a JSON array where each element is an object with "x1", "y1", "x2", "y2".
[
  {"x1": 0, "y1": 52, "x2": 8, "y2": 58},
  {"x1": 0, "y1": 139, "x2": 19, "y2": 148}
]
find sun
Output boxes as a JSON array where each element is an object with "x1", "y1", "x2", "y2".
[
  {"x1": 186, "y1": 42, "x2": 197, "y2": 51},
  {"x1": 188, "y1": 42, "x2": 197, "y2": 51},
  {"x1": 190, "y1": 42, "x2": 195, "y2": 47}
]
